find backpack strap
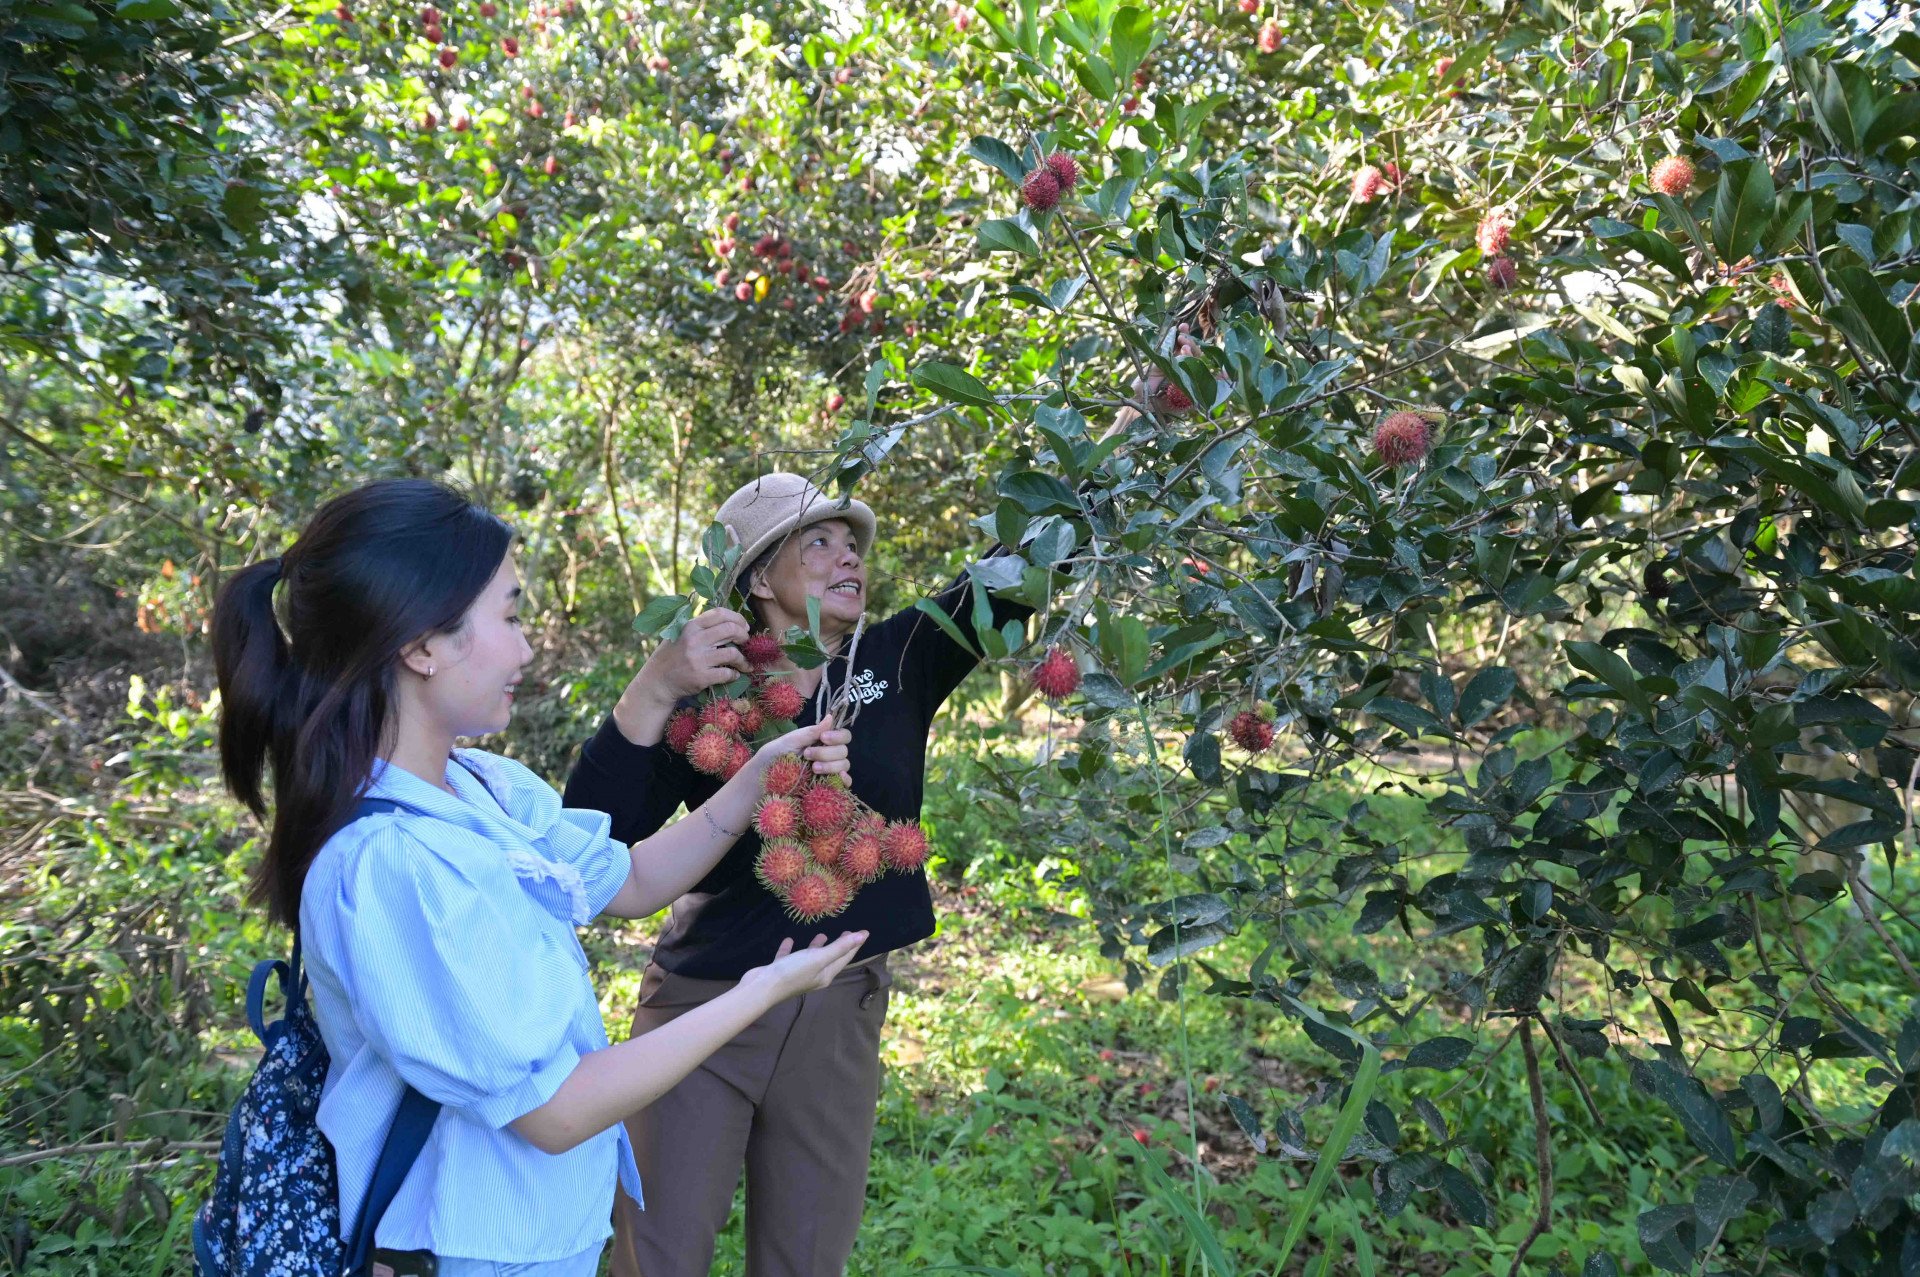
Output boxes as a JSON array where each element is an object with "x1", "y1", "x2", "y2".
[{"x1": 327, "y1": 788, "x2": 444, "y2": 1271}]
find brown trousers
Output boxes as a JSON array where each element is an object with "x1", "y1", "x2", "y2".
[{"x1": 606, "y1": 956, "x2": 892, "y2": 1277}]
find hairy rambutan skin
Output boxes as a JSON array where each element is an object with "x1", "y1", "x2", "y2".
[
  {"x1": 687, "y1": 725, "x2": 737, "y2": 776},
  {"x1": 724, "y1": 739, "x2": 751, "y2": 781},
  {"x1": 1228, "y1": 711, "x2": 1276, "y2": 753},
  {"x1": 763, "y1": 753, "x2": 810, "y2": 797},
  {"x1": 783, "y1": 869, "x2": 843, "y2": 922},
  {"x1": 742, "y1": 632, "x2": 783, "y2": 668},
  {"x1": 758, "y1": 679, "x2": 806, "y2": 722},
  {"x1": 665, "y1": 709, "x2": 699, "y2": 753},
  {"x1": 700, "y1": 700, "x2": 744, "y2": 735},
  {"x1": 882, "y1": 822, "x2": 930, "y2": 872},
  {"x1": 1022, "y1": 167, "x2": 1061, "y2": 212},
  {"x1": 1476, "y1": 211, "x2": 1513, "y2": 256},
  {"x1": 1030, "y1": 647, "x2": 1080, "y2": 701},
  {"x1": 1351, "y1": 164, "x2": 1393, "y2": 203},
  {"x1": 799, "y1": 782, "x2": 856, "y2": 834},
  {"x1": 1373, "y1": 411, "x2": 1435, "y2": 467},
  {"x1": 1044, "y1": 152, "x2": 1080, "y2": 192},
  {"x1": 1485, "y1": 255, "x2": 1519, "y2": 291},
  {"x1": 841, "y1": 832, "x2": 886, "y2": 882},
  {"x1": 1257, "y1": 20, "x2": 1281, "y2": 53},
  {"x1": 1650, "y1": 155, "x2": 1694, "y2": 196},
  {"x1": 754, "y1": 796, "x2": 801, "y2": 840},
  {"x1": 755, "y1": 839, "x2": 808, "y2": 890}
]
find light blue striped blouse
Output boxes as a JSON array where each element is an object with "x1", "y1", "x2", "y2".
[{"x1": 298, "y1": 748, "x2": 645, "y2": 1262}]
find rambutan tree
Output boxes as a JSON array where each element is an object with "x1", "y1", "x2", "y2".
[{"x1": 766, "y1": 2, "x2": 1918, "y2": 1272}]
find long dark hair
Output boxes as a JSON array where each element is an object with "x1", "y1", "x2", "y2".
[{"x1": 212, "y1": 479, "x2": 513, "y2": 925}]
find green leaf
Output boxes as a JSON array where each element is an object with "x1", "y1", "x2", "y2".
[
  {"x1": 1073, "y1": 53, "x2": 1116, "y2": 101},
  {"x1": 1267, "y1": 1007, "x2": 1381, "y2": 1273},
  {"x1": 1457, "y1": 667, "x2": 1516, "y2": 727},
  {"x1": 1368, "y1": 697, "x2": 1442, "y2": 737},
  {"x1": 976, "y1": 217, "x2": 1040, "y2": 257},
  {"x1": 1131, "y1": 1135, "x2": 1238, "y2": 1277},
  {"x1": 966, "y1": 136, "x2": 1028, "y2": 184},
  {"x1": 1830, "y1": 265, "x2": 1915, "y2": 376},
  {"x1": 1691, "y1": 1174, "x2": 1756, "y2": 1235},
  {"x1": 1405, "y1": 1037, "x2": 1473, "y2": 1070},
  {"x1": 1710, "y1": 160, "x2": 1774, "y2": 263},
  {"x1": 911, "y1": 361, "x2": 999, "y2": 409},
  {"x1": 911, "y1": 597, "x2": 978, "y2": 659},
  {"x1": 115, "y1": 0, "x2": 180, "y2": 16},
  {"x1": 1566, "y1": 640, "x2": 1656, "y2": 721},
  {"x1": 998, "y1": 469, "x2": 1081, "y2": 515},
  {"x1": 632, "y1": 592, "x2": 691, "y2": 636},
  {"x1": 1109, "y1": 6, "x2": 1152, "y2": 85},
  {"x1": 1644, "y1": 1059, "x2": 1738, "y2": 1167}
]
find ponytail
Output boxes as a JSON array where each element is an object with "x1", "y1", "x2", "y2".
[
  {"x1": 211, "y1": 481, "x2": 512, "y2": 926},
  {"x1": 212, "y1": 558, "x2": 289, "y2": 823}
]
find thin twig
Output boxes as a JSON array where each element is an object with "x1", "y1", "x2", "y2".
[{"x1": 1507, "y1": 1019, "x2": 1554, "y2": 1277}]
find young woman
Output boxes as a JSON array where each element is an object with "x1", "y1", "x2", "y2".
[
  {"x1": 563, "y1": 471, "x2": 1035, "y2": 1277},
  {"x1": 210, "y1": 479, "x2": 867, "y2": 1277}
]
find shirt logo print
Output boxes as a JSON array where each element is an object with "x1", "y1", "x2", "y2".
[{"x1": 847, "y1": 669, "x2": 890, "y2": 706}]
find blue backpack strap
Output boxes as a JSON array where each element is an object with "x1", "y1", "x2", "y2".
[
  {"x1": 332, "y1": 786, "x2": 441, "y2": 1273},
  {"x1": 342, "y1": 1085, "x2": 441, "y2": 1275}
]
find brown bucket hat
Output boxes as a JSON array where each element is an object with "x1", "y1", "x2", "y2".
[{"x1": 715, "y1": 472, "x2": 877, "y2": 600}]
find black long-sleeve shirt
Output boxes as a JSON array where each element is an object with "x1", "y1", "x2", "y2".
[{"x1": 564, "y1": 567, "x2": 1033, "y2": 980}]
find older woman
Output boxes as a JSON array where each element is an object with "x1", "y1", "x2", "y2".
[{"x1": 563, "y1": 472, "x2": 1031, "y2": 1277}]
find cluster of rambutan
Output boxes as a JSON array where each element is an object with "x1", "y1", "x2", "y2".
[
  {"x1": 660, "y1": 627, "x2": 933, "y2": 921},
  {"x1": 750, "y1": 760, "x2": 930, "y2": 922},
  {"x1": 663, "y1": 631, "x2": 807, "y2": 781}
]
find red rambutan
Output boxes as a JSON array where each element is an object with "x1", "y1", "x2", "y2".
[
  {"x1": 742, "y1": 631, "x2": 783, "y2": 668},
  {"x1": 1044, "y1": 152, "x2": 1080, "y2": 192},
  {"x1": 724, "y1": 739, "x2": 752, "y2": 780},
  {"x1": 665, "y1": 708, "x2": 700, "y2": 752},
  {"x1": 700, "y1": 700, "x2": 744, "y2": 735},
  {"x1": 754, "y1": 796, "x2": 801, "y2": 840},
  {"x1": 755, "y1": 839, "x2": 808, "y2": 890},
  {"x1": 1351, "y1": 164, "x2": 1391, "y2": 203},
  {"x1": 1228, "y1": 710, "x2": 1276, "y2": 753},
  {"x1": 763, "y1": 753, "x2": 811, "y2": 797},
  {"x1": 1649, "y1": 155, "x2": 1694, "y2": 197},
  {"x1": 1485, "y1": 255, "x2": 1519, "y2": 291},
  {"x1": 1476, "y1": 211, "x2": 1513, "y2": 256},
  {"x1": 757, "y1": 679, "x2": 806, "y2": 722},
  {"x1": 1022, "y1": 167, "x2": 1062, "y2": 213},
  {"x1": 687, "y1": 725, "x2": 736, "y2": 776},
  {"x1": 807, "y1": 827, "x2": 847, "y2": 867},
  {"x1": 799, "y1": 782, "x2": 856, "y2": 834},
  {"x1": 841, "y1": 831, "x2": 886, "y2": 881},
  {"x1": 882, "y1": 822, "x2": 930, "y2": 872},
  {"x1": 1030, "y1": 646, "x2": 1081, "y2": 701},
  {"x1": 1373, "y1": 411, "x2": 1434, "y2": 467},
  {"x1": 784, "y1": 869, "x2": 842, "y2": 922}
]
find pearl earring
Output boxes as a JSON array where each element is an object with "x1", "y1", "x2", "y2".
[{"x1": 426, "y1": 664, "x2": 435, "y2": 678}]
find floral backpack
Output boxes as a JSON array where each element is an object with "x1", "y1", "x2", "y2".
[{"x1": 192, "y1": 793, "x2": 440, "y2": 1277}]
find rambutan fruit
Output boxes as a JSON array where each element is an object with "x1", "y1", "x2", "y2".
[
  {"x1": 700, "y1": 700, "x2": 744, "y2": 735},
  {"x1": 687, "y1": 725, "x2": 736, "y2": 776},
  {"x1": 784, "y1": 869, "x2": 842, "y2": 922},
  {"x1": 1351, "y1": 164, "x2": 1391, "y2": 203},
  {"x1": 763, "y1": 753, "x2": 811, "y2": 797},
  {"x1": 740, "y1": 632, "x2": 783, "y2": 669},
  {"x1": 1044, "y1": 152, "x2": 1080, "y2": 192},
  {"x1": 665, "y1": 708, "x2": 699, "y2": 752},
  {"x1": 807, "y1": 827, "x2": 847, "y2": 868},
  {"x1": 882, "y1": 822, "x2": 930, "y2": 872},
  {"x1": 754, "y1": 796, "x2": 801, "y2": 840},
  {"x1": 1030, "y1": 646, "x2": 1081, "y2": 701},
  {"x1": 757, "y1": 679, "x2": 806, "y2": 722},
  {"x1": 1485, "y1": 255, "x2": 1519, "y2": 290},
  {"x1": 1372, "y1": 411, "x2": 1434, "y2": 467},
  {"x1": 1649, "y1": 155, "x2": 1694, "y2": 196},
  {"x1": 1476, "y1": 211, "x2": 1513, "y2": 256},
  {"x1": 1022, "y1": 167, "x2": 1061, "y2": 213},
  {"x1": 755, "y1": 839, "x2": 808, "y2": 890},
  {"x1": 1228, "y1": 710, "x2": 1276, "y2": 753},
  {"x1": 799, "y1": 782, "x2": 856, "y2": 834},
  {"x1": 841, "y1": 831, "x2": 886, "y2": 882},
  {"x1": 724, "y1": 739, "x2": 751, "y2": 780}
]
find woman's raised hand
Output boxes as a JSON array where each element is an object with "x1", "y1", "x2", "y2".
[
  {"x1": 634, "y1": 607, "x2": 753, "y2": 706},
  {"x1": 756, "y1": 714, "x2": 851, "y2": 782}
]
